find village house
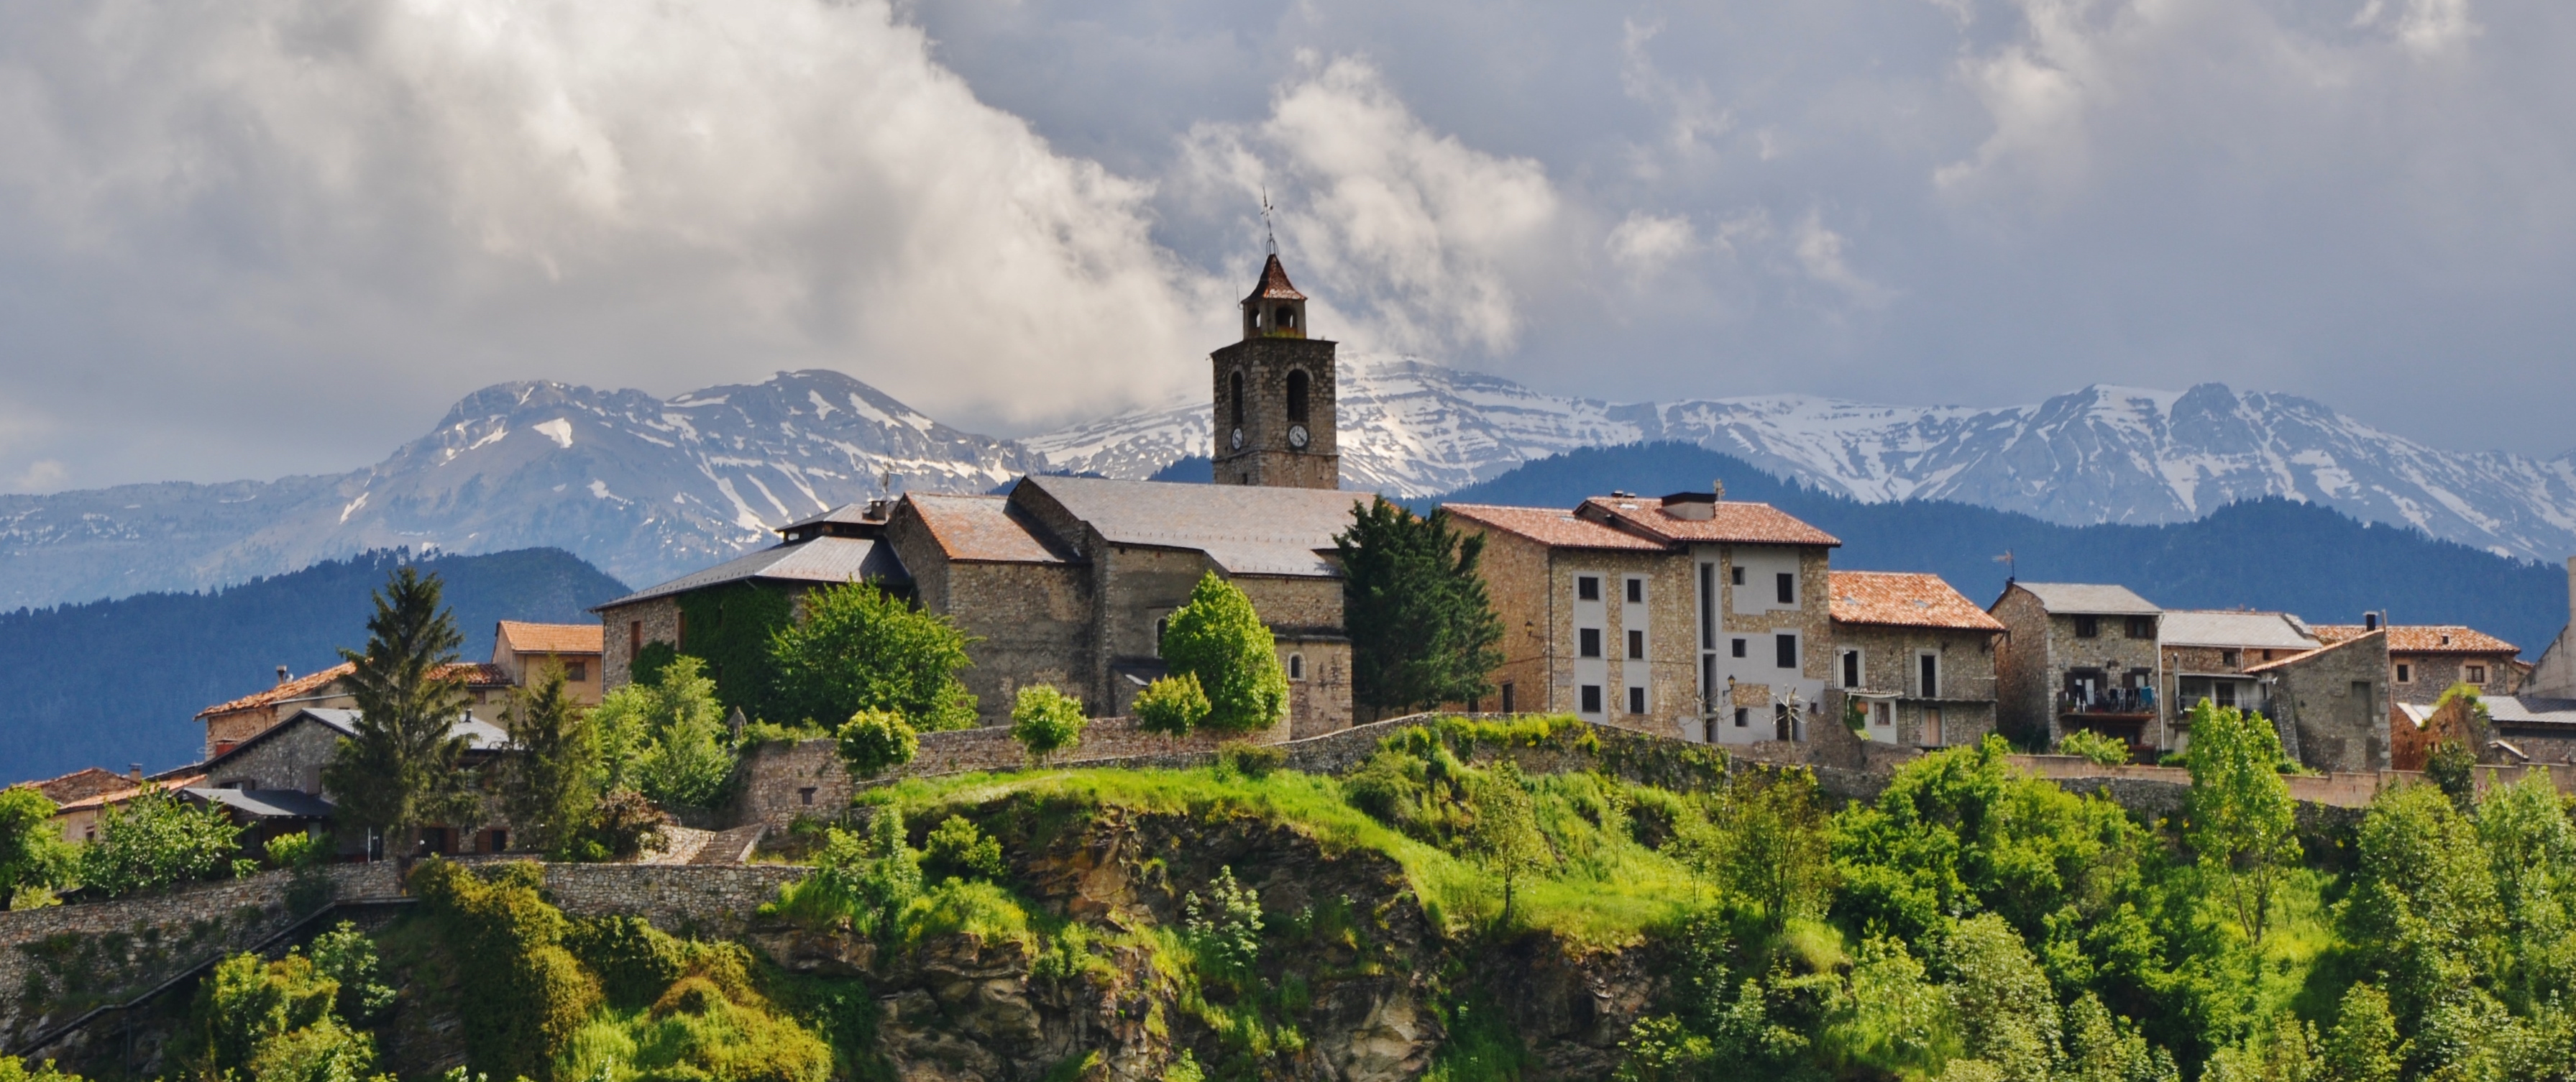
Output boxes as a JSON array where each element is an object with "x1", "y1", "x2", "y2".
[
  {"x1": 595, "y1": 505, "x2": 909, "y2": 691},
  {"x1": 2529, "y1": 559, "x2": 2576, "y2": 699},
  {"x1": 2242, "y1": 629, "x2": 2392, "y2": 772},
  {"x1": 490, "y1": 620, "x2": 607, "y2": 705},
  {"x1": 191, "y1": 707, "x2": 513, "y2": 857},
  {"x1": 196, "y1": 660, "x2": 515, "y2": 758},
  {"x1": 1990, "y1": 582, "x2": 2165, "y2": 753},
  {"x1": 1445, "y1": 487, "x2": 1841, "y2": 745},
  {"x1": 2311, "y1": 619, "x2": 2523, "y2": 703},
  {"x1": 2400, "y1": 559, "x2": 2576, "y2": 765},
  {"x1": 2154, "y1": 609, "x2": 2321, "y2": 752},
  {"x1": 1827, "y1": 571, "x2": 2005, "y2": 749},
  {"x1": 47, "y1": 766, "x2": 206, "y2": 845}
]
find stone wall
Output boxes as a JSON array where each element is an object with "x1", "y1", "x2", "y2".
[
  {"x1": 1209, "y1": 334, "x2": 1340, "y2": 490},
  {"x1": 2392, "y1": 650, "x2": 2522, "y2": 704},
  {"x1": 940, "y1": 559, "x2": 1095, "y2": 726},
  {"x1": 204, "y1": 715, "x2": 343, "y2": 795},
  {"x1": 1829, "y1": 622, "x2": 2000, "y2": 750},
  {"x1": 538, "y1": 864, "x2": 805, "y2": 938},
  {"x1": 600, "y1": 595, "x2": 681, "y2": 693},
  {"x1": 2268, "y1": 631, "x2": 2391, "y2": 771}
]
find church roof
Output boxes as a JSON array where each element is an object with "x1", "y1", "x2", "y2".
[
  {"x1": 1243, "y1": 254, "x2": 1306, "y2": 303},
  {"x1": 1017, "y1": 475, "x2": 1365, "y2": 578},
  {"x1": 594, "y1": 536, "x2": 907, "y2": 608},
  {"x1": 905, "y1": 493, "x2": 1074, "y2": 564}
]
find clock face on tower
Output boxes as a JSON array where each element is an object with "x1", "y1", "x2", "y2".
[
  {"x1": 1288, "y1": 424, "x2": 1309, "y2": 449},
  {"x1": 1229, "y1": 427, "x2": 1245, "y2": 450}
]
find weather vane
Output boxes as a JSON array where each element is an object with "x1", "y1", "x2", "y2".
[
  {"x1": 1260, "y1": 186, "x2": 1278, "y2": 256},
  {"x1": 1995, "y1": 549, "x2": 2017, "y2": 582}
]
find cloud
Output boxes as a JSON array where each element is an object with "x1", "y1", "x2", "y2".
[{"x1": 1607, "y1": 212, "x2": 1699, "y2": 276}]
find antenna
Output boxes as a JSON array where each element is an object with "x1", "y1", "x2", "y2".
[
  {"x1": 1994, "y1": 549, "x2": 2016, "y2": 582},
  {"x1": 1260, "y1": 186, "x2": 1278, "y2": 256}
]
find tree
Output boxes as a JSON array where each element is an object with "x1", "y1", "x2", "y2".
[
  {"x1": 590, "y1": 655, "x2": 733, "y2": 810},
  {"x1": 1688, "y1": 769, "x2": 1834, "y2": 934},
  {"x1": 78, "y1": 785, "x2": 243, "y2": 897},
  {"x1": 835, "y1": 708, "x2": 919, "y2": 779},
  {"x1": 1010, "y1": 685, "x2": 1088, "y2": 765},
  {"x1": 1465, "y1": 759, "x2": 1553, "y2": 925},
  {"x1": 769, "y1": 579, "x2": 979, "y2": 731},
  {"x1": 1334, "y1": 498, "x2": 1506, "y2": 717},
  {"x1": 498, "y1": 663, "x2": 598, "y2": 856},
  {"x1": 2320, "y1": 984, "x2": 2404, "y2": 1082},
  {"x1": 1133, "y1": 672, "x2": 1211, "y2": 738},
  {"x1": 1160, "y1": 572, "x2": 1288, "y2": 734},
  {"x1": 2186, "y1": 702, "x2": 2301, "y2": 945},
  {"x1": 1, "y1": 786, "x2": 73, "y2": 907},
  {"x1": 320, "y1": 566, "x2": 478, "y2": 858}
]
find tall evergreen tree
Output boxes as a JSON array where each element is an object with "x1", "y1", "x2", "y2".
[
  {"x1": 1334, "y1": 498, "x2": 1505, "y2": 718},
  {"x1": 320, "y1": 566, "x2": 477, "y2": 859},
  {"x1": 498, "y1": 662, "x2": 597, "y2": 856}
]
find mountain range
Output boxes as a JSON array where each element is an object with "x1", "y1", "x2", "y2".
[{"x1": 3, "y1": 358, "x2": 2570, "y2": 611}]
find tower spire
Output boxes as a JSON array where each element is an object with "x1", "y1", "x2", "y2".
[{"x1": 1260, "y1": 186, "x2": 1278, "y2": 256}]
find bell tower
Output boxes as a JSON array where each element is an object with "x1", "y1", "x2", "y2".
[{"x1": 1211, "y1": 253, "x2": 1339, "y2": 488}]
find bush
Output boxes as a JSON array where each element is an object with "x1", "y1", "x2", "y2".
[
  {"x1": 592, "y1": 655, "x2": 735, "y2": 810},
  {"x1": 761, "y1": 810, "x2": 922, "y2": 939},
  {"x1": 0, "y1": 1060, "x2": 82, "y2": 1082},
  {"x1": 1010, "y1": 685, "x2": 1088, "y2": 765},
  {"x1": 0, "y1": 787, "x2": 73, "y2": 906},
  {"x1": 921, "y1": 816, "x2": 1005, "y2": 884},
  {"x1": 1183, "y1": 866, "x2": 1265, "y2": 972},
  {"x1": 1218, "y1": 741, "x2": 1286, "y2": 779},
  {"x1": 835, "y1": 708, "x2": 918, "y2": 779},
  {"x1": 2055, "y1": 728, "x2": 2132, "y2": 766},
  {"x1": 265, "y1": 831, "x2": 327, "y2": 871},
  {"x1": 1160, "y1": 572, "x2": 1288, "y2": 734},
  {"x1": 307, "y1": 920, "x2": 397, "y2": 1024},
  {"x1": 1134, "y1": 672, "x2": 1212, "y2": 738},
  {"x1": 564, "y1": 914, "x2": 692, "y2": 1009},
  {"x1": 180, "y1": 949, "x2": 382, "y2": 1082},
  {"x1": 568, "y1": 789, "x2": 670, "y2": 861},
  {"x1": 79, "y1": 785, "x2": 243, "y2": 897},
  {"x1": 408, "y1": 859, "x2": 602, "y2": 1080},
  {"x1": 769, "y1": 578, "x2": 979, "y2": 732}
]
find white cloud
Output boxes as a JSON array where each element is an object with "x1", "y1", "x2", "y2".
[{"x1": 1607, "y1": 211, "x2": 1699, "y2": 276}]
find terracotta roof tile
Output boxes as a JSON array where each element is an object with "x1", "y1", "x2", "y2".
[
  {"x1": 196, "y1": 662, "x2": 354, "y2": 720},
  {"x1": 906, "y1": 493, "x2": 1073, "y2": 564},
  {"x1": 2245, "y1": 629, "x2": 2383, "y2": 674},
  {"x1": 1829, "y1": 572, "x2": 2006, "y2": 632},
  {"x1": 1243, "y1": 253, "x2": 1306, "y2": 302},
  {"x1": 2312, "y1": 624, "x2": 2518, "y2": 654},
  {"x1": 495, "y1": 621, "x2": 602, "y2": 656},
  {"x1": 1579, "y1": 496, "x2": 1841, "y2": 547},
  {"x1": 56, "y1": 775, "x2": 208, "y2": 814},
  {"x1": 1443, "y1": 503, "x2": 1669, "y2": 551},
  {"x1": 26, "y1": 767, "x2": 131, "y2": 804}
]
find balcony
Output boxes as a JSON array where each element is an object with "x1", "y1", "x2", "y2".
[{"x1": 2060, "y1": 687, "x2": 2156, "y2": 718}]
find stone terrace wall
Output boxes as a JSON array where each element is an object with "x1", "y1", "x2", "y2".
[{"x1": 540, "y1": 864, "x2": 805, "y2": 938}]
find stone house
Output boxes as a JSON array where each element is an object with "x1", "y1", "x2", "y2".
[
  {"x1": 191, "y1": 707, "x2": 514, "y2": 857},
  {"x1": 2311, "y1": 620, "x2": 2524, "y2": 704},
  {"x1": 2529, "y1": 559, "x2": 2576, "y2": 699},
  {"x1": 1444, "y1": 489, "x2": 1841, "y2": 745},
  {"x1": 595, "y1": 508, "x2": 908, "y2": 692},
  {"x1": 2244, "y1": 630, "x2": 2392, "y2": 771},
  {"x1": 196, "y1": 661, "x2": 514, "y2": 758},
  {"x1": 1827, "y1": 571, "x2": 2004, "y2": 750},
  {"x1": 2155, "y1": 610, "x2": 2321, "y2": 750},
  {"x1": 48, "y1": 766, "x2": 205, "y2": 845},
  {"x1": 1990, "y1": 582, "x2": 2165, "y2": 753},
  {"x1": 490, "y1": 621, "x2": 606, "y2": 705}
]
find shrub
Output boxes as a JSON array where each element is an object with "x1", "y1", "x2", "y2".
[
  {"x1": 180, "y1": 950, "x2": 382, "y2": 1082},
  {"x1": 835, "y1": 708, "x2": 918, "y2": 779},
  {"x1": 265, "y1": 831, "x2": 327, "y2": 871},
  {"x1": 0, "y1": 1060, "x2": 82, "y2": 1082},
  {"x1": 1160, "y1": 572, "x2": 1288, "y2": 734},
  {"x1": 307, "y1": 920, "x2": 397, "y2": 1024},
  {"x1": 1184, "y1": 866, "x2": 1265, "y2": 972},
  {"x1": 1011, "y1": 685, "x2": 1088, "y2": 765},
  {"x1": 761, "y1": 810, "x2": 922, "y2": 939},
  {"x1": 564, "y1": 914, "x2": 692, "y2": 1009},
  {"x1": 592, "y1": 655, "x2": 735, "y2": 810},
  {"x1": 769, "y1": 578, "x2": 979, "y2": 732},
  {"x1": 2056, "y1": 728, "x2": 2132, "y2": 766},
  {"x1": 409, "y1": 859, "x2": 602, "y2": 1080},
  {"x1": 0, "y1": 786, "x2": 72, "y2": 905},
  {"x1": 921, "y1": 816, "x2": 1006, "y2": 884},
  {"x1": 78, "y1": 784, "x2": 243, "y2": 897},
  {"x1": 1134, "y1": 672, "x2": 1212, "y2": 738},
  {"x1": 2426, "y1": 739, "x2": 2478, "y2": 810},
  {"x1": 569, "y1": 789, "x2": 670, "y2": 861},
  {"x1": 1218, "y1": 741, "x2": 1286, "y2": 779}
]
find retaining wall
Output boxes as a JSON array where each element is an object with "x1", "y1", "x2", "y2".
[{"x1": 538, "y1": 864, "x2": 806, "y2": 938}]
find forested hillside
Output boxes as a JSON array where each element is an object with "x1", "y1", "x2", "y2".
[
  {"x1": 1431, "y1": 444, "x2": 2571, "y2": 655},
  {"x1": 0, "y1": 549, "x2": 627, "y2": 780}
]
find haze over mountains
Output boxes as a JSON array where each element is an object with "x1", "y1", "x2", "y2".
[{"x1": 1, "y1": 359, "x2": 2570, "y2": 611}]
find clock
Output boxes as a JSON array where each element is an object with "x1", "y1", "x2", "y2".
[
  {"x1": 1229, "y1": 426, "x2": 1245, "y2": 450},
  {"x1": 1288, "y1": 424, "x2": 1310, "y2": 449}
]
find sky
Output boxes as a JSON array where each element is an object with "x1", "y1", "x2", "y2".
[{"x1": 0, "y1": 0, "x2": 2570, "y2": 492}]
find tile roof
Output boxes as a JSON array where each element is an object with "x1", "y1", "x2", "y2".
[
  {"x1": 2010, "y1": 582, "x2": 2162, "y2": 615},
  {"x1": 56, "y1": 774, "x2": 208, "y2": 813},
  {"x1": 905, "y1": 493, "x2": 1073, "y2": 564},
  {"x1": 2312, "y1": 624, "x2": 2519, "y2": 655},
  {"x1": 495, "y1": 621, "x2": 603, "y2": 656},
  {"x1": 2158, "y1": 610, "x2": 2321, "y2": 651},
  {"x1": 1021, "y1": 475, "x2": 1367, "y2": 577},
  {"x1": 197, "y1": 662, "x2": 354, "y2": 719},
  {"x1": 597, "y1": 536, "x2": 907, "y2": 608},
  {"x1": 1579, "y1": 496, "x2": 1842, "y2": 547},
  {"x1": 1441, "y1": 503, "x2": 1670, "y2": 551},
  {"x1": 1244, "y1": 253, "x2": 1306, "y2": 302},
  {"x1": 27, "y1": 767, "x2": 131, "y2": 804},
  {"x1": 1828, "y1": 572, "x2": 2007, "y2": 631},
  {"x1": 2245, "y1": 628, "x2": 2382, "y2": 674}
]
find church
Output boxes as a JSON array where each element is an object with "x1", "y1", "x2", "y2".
[{"x1": 595, "y1": 254, "x2": 1365, "y2": 736}]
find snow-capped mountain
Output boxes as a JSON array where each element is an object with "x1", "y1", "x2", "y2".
[
  {"x1": 1033, "y1": 357, "x2": 2576, "y2": 562},
  {"x1": 0, "y1": 371, "x2": 1040, "y2": 608}
]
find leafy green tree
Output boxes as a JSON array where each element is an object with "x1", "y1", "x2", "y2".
[
  {"x1": 2344, "y1": 783, "x2": 2501, "y2": 1030},
  {"x1": 769, "y1": 578, "x2": 978, "y2": 732},
  {"x1": 2426, "y1": 738, "x2": 2478, "y2": 811},
  {"x1": 307, "y1": 920, "x2": 397, "y2": 1024},
  {"x1": 0, "y1": 785, "x2": 73, "y2": 906},
  {"x1": 590, "y1": 655, "x2": 733, "y2": 810},
  {"x1": 1688, "y1": 770, "x2": 1835, "y2": 934},
  {"x1": 498, "y1": 663, "x2": 598, "y2": 856},
  {"x1": 409, "y1": 859, "x2": 600, "y2": 1080},
  {"x1": 2320, "y1": 984, "x2": 2404, "y2": 1082},
  {"x1": 1465, "y1": 759, "x2": 1552, "y2": 924},
  {"x1": 1940, "y1": 912, "x2": 2061, "y2": 1082},
  {"x1": 2186, "y1": 702, "x2": 2301, "y2": 945},
  {"x1": 1133, "y1": 672, "x2": 1211, "y2": 738},
  {"x1": 79, "y1": 785, "x2": 243, "y2": 897},
  {"x1": 2057, "y1": 728, "x2": 2133, "y2": 766},
  {"x1": 183, "y1": 948, "x2": 383, "y2": 1082},
  {"x1": 1334, "y1": 497, "x2": 1505, "y2": 717},
  {"x1": 1009, "y1": 685, "x2": 1087, "y2": 765},
  {"x1": 2475, "y1": 771, "x2": 2576, "y2": 1009},
  {"x1": 921, "y1": 815, "x2": 1005, "y2": 883},
  {"x1": 1160, "y1": 572, "x2": 1288, "y2": 734},
  {"x1": 835, "y1": 708, "x2": 919, "y2": 779},
  {"x1": 320, "y1": 567, "x2": 478, "y2": 858}
]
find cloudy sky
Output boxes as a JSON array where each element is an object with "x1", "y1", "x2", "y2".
[{"x1": 0, "y1": 0, "x2": 2569, "y2": 492}]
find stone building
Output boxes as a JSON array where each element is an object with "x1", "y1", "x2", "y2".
[
  {"x1": 1444, "y1": 488, "x2": 1841, "y2": 745},
  {"x1": 1989, "y1": 582, "x2": 2165, "y2": 753},
  {"x1": 191, "y1": 707, "x2": 513, "y2": 856},
  {"x1": 2311, "y1": 620, "x2": 2523, "y2": 704},
  {"x1": 490, "y1": 621, "x2": 606, "y2": 705},
  {"x1": 596, "y1": 508, "x2": 907, "y2": 691},
  {"x1": 196, "y1": 660, "x2": 514, "y2": 758},
  {"x1": 1213, "y1": 254, "x2": 1338, "y2": 490},
  {"x1": 2529, "y1": 559, "x2": 2576, "y2": 699},
  {"x1": 2155, "y1": 610, "x2": 2321, "y2": 751},
  {"x1": 2244, "y1": 631, "x2": 2391, "y2": 771},
  {"x1": 1827, "y1": 571, "x2": 2005, "y2": 750}
]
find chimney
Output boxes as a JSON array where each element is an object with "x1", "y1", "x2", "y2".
[
  {"x1": 276, "y1": 665, "x2": 291, "y2": 687},
  {"x1": 2364, "y1": 612, "x2": 2380, "y2": 632},
  {"x1": 1713, "y1": 478, "x2": 1725, "y2": 501},
  {"x1": 128, "y1": 764, "x2": 142, "y2": 781}
]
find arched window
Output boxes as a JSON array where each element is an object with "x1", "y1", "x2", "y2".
[
  {"x1": 1288, "y1": 654, "x2": 1306, "y2": 681},
  {"x1": 1229, "y1": 370, "x2": 1244, "y2": 427},
  {"x1": 1276, "y1": 306, "x2": 1296, "y2": 329},
  {"x1": 1286, "y1": 368, "x2": 1309, "y2": 423}
]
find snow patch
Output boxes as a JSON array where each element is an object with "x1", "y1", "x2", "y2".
[{"x1": 534, "y1": 418, "x2": 574, "y2": 449}]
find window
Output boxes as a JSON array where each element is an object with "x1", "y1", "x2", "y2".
[
  {"x1": 2126, "y1": 616, "x2": 2155, "y2": 639},
  {"x1": 1628, "y1": 687, "x2": 1646, "y2": 714},
  {"x1": 1776, "y1": 572, "x2": 1795, "y2": 605},
  {"x1": 1775, "y1": 634, "x2": 1799, "y2": 669},
  {"x1": 630, "y1": 620, "x2": 643, "y2": 657},
  {"x1": 566, "y1": 661, "x2": 587, "y2": 682},
  {"x1": 1626, "y1": 577, "x2": 1644, "y2": 604},
  {"x1": 1920, "y1": 653, "x2": 1939, "y2": 697},
  {"x1": 2396, "y1": 662, "x2": 2412, "y2": 684},
  {"x1": 1287, "y1": 368, "x2": 1310, "y2": 423},
  {"x1": 1732, "y1": 638, "x2": 1748, "y2": 659},
  {"x1": 799, "y1": 787, "x2": 817, "y2": 806},
  {"x1": 1731, "y1": 565, "x2": 1746, "y2": 586},
  {"x1": 1276, "y1": 305, "x2": 1296, "y2": 329},
  {"x1": 487, "y1": 830, "x2": 509, "y2": 853},
  {"x1": 1735, "y1": 707, "x2": 1749, "y2": 728},
  {"x1": 1842, "y1": 650, "x2": 1861, "y2": 689},
  {"x1": 2215, "y1": 682, "x2": 2237, "y2": 708},
  {"x1": 1580, "y1": 628, "x2": 1603, "y2": 658},
  {"x1": 1229, "y1": 370, "x2": 1244, "y2": 426},
  {"x1": 2467, "y1": 664, "x2": 2488, "y2": 684},
  {"x1": 2220, "y1": 650, "x2": 2240, "y2": 669},
  {"x1": 1626, "y1": 629, "x2": 1645, "y2": 660},
  {"x1": 2074, "y1": 615, "x2": 2099, "y2": 638},
  {"x1": 1500, "y1": 682, "x2": 1515, "y2": 713},
  {"x1": 1577, "y1": 576, "x2": 1601, "y2": 601},
  {"x1": 1581, "y1": 685, "x2": 1603, "y2": 713},
  {"x1": 1154, "y1": 618, "x2": 1168, "y2": 656},
  {"x1": 1699, "y1": 565, "x2": 1714, "y2": 648},
  {"x1": 1289, "y1": 654, "x2": 1306, "y2": 680}
]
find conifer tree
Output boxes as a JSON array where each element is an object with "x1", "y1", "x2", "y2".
[
  {"x1": 1334, "y1": 497, "x2": 1505, "y2": 718},
  {"x1": 321, "y1": 567, "x2": 477, "y2": 860},
  {"x1": 499, "y1": 662, "x2": 597, "y2": 856}
]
